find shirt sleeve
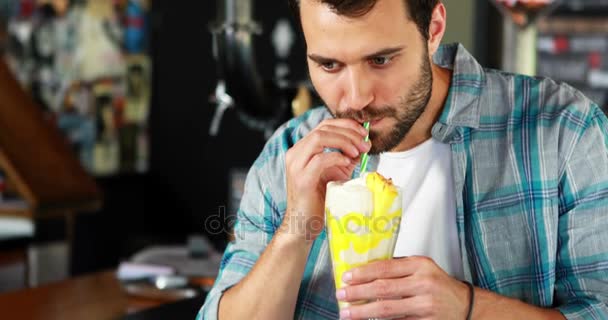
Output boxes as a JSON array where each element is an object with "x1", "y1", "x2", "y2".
[
  {"x1": 196, "y1": 163, "x2": 280, "y2": 320},
  {"x1": 555, "y1": 107, "x2": 608, "y2": 319}
]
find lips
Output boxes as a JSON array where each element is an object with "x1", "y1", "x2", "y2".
[
  {"x1": 370, "y1": 118, "x2": 383, "y2": 126},
  {"x1": 356, "y1": 118, "x2": 383, "y2": 125}
]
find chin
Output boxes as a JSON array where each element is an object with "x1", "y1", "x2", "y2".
[
  {"x1": 369, "y1": 117, "x2": 394, "y2": 135},
  {"x1": 368, "y1": 133, "x2": 389, "y2": 154}
]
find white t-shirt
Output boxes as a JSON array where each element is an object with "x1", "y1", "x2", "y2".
[{"x1": 376, "y1": 138, "x2": 464, "y2": 279}]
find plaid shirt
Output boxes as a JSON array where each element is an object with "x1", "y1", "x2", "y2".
[{"x1": 198, "y1": 43, "x2": 608, "y2": 319}]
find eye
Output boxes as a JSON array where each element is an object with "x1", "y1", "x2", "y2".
[
  {"x1": 370, "y1": 56, "x2": 391, "y2": 66},
  {"x1": 319, "y1": 61, "x2": 340, "y2": 72}
]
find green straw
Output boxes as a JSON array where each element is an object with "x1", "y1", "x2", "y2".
[{"x1": 359, "y1": 122, "x2": 370, "y2": 177}]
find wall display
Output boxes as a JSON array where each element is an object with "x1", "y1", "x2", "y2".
[
  {"x1": 1, "y1": 0, "x2": 151, "y2": 176},
  {"x1": 537, "y1": 2, "x2": 608, "y2": 113}
]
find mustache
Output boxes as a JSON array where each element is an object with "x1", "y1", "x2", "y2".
[{"x1": 335, "y1": 107, "x2": 396, "y2": 123}]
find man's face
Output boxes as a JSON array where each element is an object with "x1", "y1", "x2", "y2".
[{"x1": 301, "y1": 0, "x2": 433, "y2": 154}]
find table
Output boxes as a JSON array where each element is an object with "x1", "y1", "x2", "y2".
[{"x1": 0, "y1": 270, "x2": 210, "y2": 320}]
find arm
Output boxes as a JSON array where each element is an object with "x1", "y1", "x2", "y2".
[
  {"x1": 472, "y1": 287, "x2": 565, "y2": 319},
  {"x1": 470, "y1": 105, "x2": 608, "y2": 319},
  {"x1": 198, "y1": 118, "x2": 369, "y2": 319},
  {"x1": 196, "y1": 162, "x2": 285, "y2": 320},
  {"x1": 552, "y1": 107, "x2": 608, "y2": 319},
  {"x1": 218, "y1": 228, "x2": 313, "y2": 319}
]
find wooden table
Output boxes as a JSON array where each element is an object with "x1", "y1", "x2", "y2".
[{"x1": 0, "y1": 270, "x2": 209, "y2": 320}]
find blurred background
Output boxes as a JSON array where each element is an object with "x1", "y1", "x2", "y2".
[{"x1": 0, "y1": 0, "x2": 606, "y2": 317}]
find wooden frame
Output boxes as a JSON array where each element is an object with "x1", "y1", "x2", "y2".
[{"x1": 0, "y1": 59, "x2": 101, "y2": 218}]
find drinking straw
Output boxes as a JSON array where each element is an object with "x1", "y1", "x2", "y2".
[{"x1": 359, "y1": 122, "x2": 370, "y2": 177}]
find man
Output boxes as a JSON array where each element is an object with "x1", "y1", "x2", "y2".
[{"x1": 198, "y1": 0, "x2": 608, "y2": 319}]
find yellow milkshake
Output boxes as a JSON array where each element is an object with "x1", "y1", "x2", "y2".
[{"x1": 325, "y1": 172, "x2": 402, "y2": 309}]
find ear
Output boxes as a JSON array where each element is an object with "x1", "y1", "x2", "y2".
[{"x1": 427, "y1": 3, "x2": 447, "y2": 56}]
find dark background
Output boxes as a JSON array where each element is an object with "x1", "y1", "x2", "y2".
[{"x1": 67, "y1": 0, "x2": 310, "y2": 274}]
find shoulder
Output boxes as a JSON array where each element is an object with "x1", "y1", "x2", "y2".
[
  {"x1": 271, "y1": 106, "x2": 333, "y2": 145},
  {"x1": 480, "y1": 68, "x2": 602, "y2": 129},
  {"x1": 248, "y1": 106, "x2": 331, "y2": 178}
]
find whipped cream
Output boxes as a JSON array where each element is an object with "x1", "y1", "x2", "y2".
[{"x1": 325, "y1": 175, "x2": 373, "y2": 220}]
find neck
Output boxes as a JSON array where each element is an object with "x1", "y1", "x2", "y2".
[{"x1": 391, "y1": 62, "x2": 452, "y2": 152}]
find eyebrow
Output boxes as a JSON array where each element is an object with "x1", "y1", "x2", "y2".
[{"x1": 307, "y1": 46, "x2": 405, "y2": 65}]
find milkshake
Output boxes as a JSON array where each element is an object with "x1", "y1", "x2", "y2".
[{"x1": 325, "y1": 172, "x2": 402, "y2": 309}]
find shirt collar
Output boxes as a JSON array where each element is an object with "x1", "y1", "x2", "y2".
[{"x1": 433, "y1": 43, "x2": 485, "y2": 129}]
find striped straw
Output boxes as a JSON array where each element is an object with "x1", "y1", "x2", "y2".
[{"x1": 359, "y1": 122, "x2": 370, "y2": 177}]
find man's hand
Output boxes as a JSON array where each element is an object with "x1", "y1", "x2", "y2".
[
  {"x1": 336, "y1": 256, "x2": 470, "y2": 320},
  {"x1": 282, "y1": 118, "x2": 371, "y2": 242}
]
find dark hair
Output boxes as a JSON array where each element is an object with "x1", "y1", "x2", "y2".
[{"x1": 288, "y1": 0, "x2": 440, "y2": 40}]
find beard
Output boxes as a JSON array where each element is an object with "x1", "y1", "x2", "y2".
[{"x1": 327, "y1": 47, "x2": 433, "y2": 154}]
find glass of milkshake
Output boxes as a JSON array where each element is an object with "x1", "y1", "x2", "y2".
[{"x1": 325, "y1": 172, "x2": 403, "y2": 310}]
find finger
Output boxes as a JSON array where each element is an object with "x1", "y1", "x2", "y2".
[
  {"x1": 341, "y1": 275, "x2": 431, "y2": 304},
  {"x1": 300, "y1": 129, "x2": 364, "y2": 160},
  {"x1": 319, "y1": 118, "x2": 368, "y2": 135},
  {"x1": 304, "y1": 151, "x2": 356, "y2": 183},
  {"x1": 392, "y1": 317, "x2": 425, "y2": 320},
  {"x1": 346, "y1": 258, "x2": 418, "y2": 285},
  {"x1": 289, "y1": 119, "x2": 369, "y2": 169},
  {"x1": 318, "y1": 125, "x2": 370, "y2": 153},
  {"x1": 334, "y1": 155, "x2": 359, "y2": 176},
  {"x1": 340, "y1": 278, "x2": 406, "y2": 302},
  {"x1": 339, "y1": 160, "x2": 359, "y2": 177},
  {"x1": 287, "y1": 133, "x2": 354, "y2": 173},
  {"x1": 345, "y1": 296, "x2": 430, "y2": 320},
  {"x1": 322, "y1": 159, "x2": 359, "y2": 182}
]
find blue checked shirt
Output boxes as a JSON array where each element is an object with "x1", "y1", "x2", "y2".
[{"x1": 198, "y1": 43, "x2": 608, "y2": 319}]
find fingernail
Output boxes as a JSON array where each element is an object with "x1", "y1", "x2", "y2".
[
  {"x1": 343, "y1": 272, "x2": 352, "y2": 283},
  {"x1": 351, "y1": 146, "x2": 360, "y2": 156},
  {"x1": 336, "y1": 289, "x2": 346, "y2": 300},
  {"x1": 340, "y1": 309, "x2": 351, "y2": 319}
]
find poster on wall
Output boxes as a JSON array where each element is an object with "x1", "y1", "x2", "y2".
[{"x1": 0, "y1": 0, "x2": 150, "y2": 176}]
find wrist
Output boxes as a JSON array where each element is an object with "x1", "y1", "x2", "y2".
[
  {"x1": 469, "y1": 287, "x2": 563, "y2": 320},
  {"x1": 278, "y1": 207, "x2": 325, "y2": 243},
  {"x1": 461, "y1": 280, "x2": 475, "y2": 320},
  {"x1": 275, "y1": 224, "x2": 316, "y2": 251}
]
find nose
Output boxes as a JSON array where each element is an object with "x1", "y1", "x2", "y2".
[{"x1": 340, "y1": 67, "x2": 374, "y2": 112}]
